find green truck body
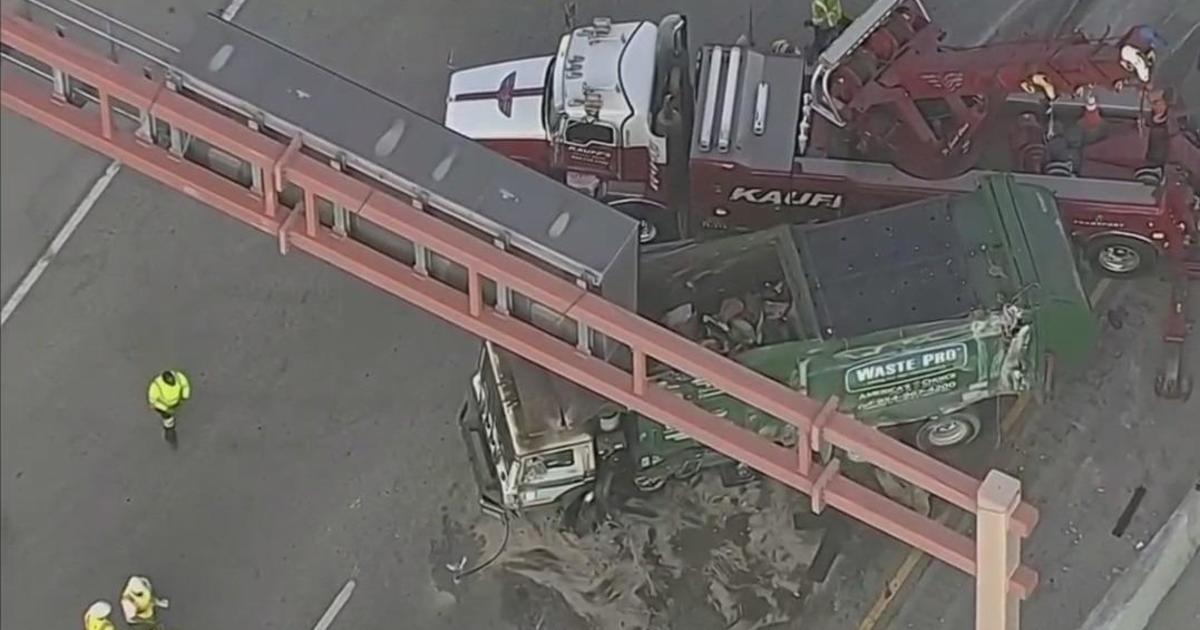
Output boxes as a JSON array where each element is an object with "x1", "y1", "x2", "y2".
[{"x1": 460, "y1": 176, "x2": 1098, "y2": 511}]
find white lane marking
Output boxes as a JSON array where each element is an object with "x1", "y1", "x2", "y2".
[
  {"x1": 220, "y1": 0, "x2": 249, "y2": 21},
  {"x1": 312, "y1": 579, "x2": 356, "y2": 630},
  {"x1": 1, "y1": 160, "x2": 122, "y2": 327},
  {"x1": 971, "y1": 0, "x2": 1039, "y2": 46},
  {"x1": 1175, "y1": 21, "x2": 1199, "y2": 54}
]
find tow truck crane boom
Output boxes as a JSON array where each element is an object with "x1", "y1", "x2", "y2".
[
  {"x1": 2, "y1": 3, "x2": 1039, "y2": 625},
  {"x1": 810, "y1": 0, "x2": 1167, "y2": 178}
]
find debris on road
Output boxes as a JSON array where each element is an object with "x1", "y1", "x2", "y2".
[
  {"x1": 1112, "y1": 486, "x2": 1148, "y2": 538},
  {"x1": 454, "y1": 473, "x2": 828, "y2": 630}
]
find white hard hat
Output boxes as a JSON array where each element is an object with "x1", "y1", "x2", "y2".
[
  {"x1": 125, "y1": 575, "x2": 152, "y2": 593},
  {"x1": 84, "y1": 600, "x2": 112, "y2": 619},
  {"x1": 1120, "y1": 45, "x2": 1152, "y2": 83}
]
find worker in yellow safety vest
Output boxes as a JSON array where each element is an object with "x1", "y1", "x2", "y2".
[
  {"x1": 811, "y1": 0, "x2": 844, "y2": 28},
  {"x1": 148, "y1": 369, "x2": 190, "y2": 448},
  {"x1": 809, "y1": 0, "x2": 853, "y2": 54},
  {"x1": 84, "y1": 601, "x2": 115, "y2": 630},
  {"x1": 121, "y1": 575, "x2": 169, "y2": 628}
]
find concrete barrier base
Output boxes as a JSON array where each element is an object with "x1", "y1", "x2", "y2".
[{"x1": 1077, "y1": 484, "x2": 1200, "y2": 630}]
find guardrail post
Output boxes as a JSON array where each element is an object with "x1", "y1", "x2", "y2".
[
  {"x1": 277, "y1": 202, "x2": 302, "y2": 255},
  {"x1": 976, "y1": 470, "x2": 1022, "y2": 630},
  {"x1": 492, "y1": 238, "x2": 510, "y2": 315},
  {"x1": 303, "y1": 190, "x2": 318, "y2": 236},
  {"x1": 632, "y1": 348, "x2": 647, "y2": 395},
  {"x1": 168, "y1": 124, "x2": 185, "y2": 157},
  {"x1": 804, "y1": 396, "x2": 838, "y2": 475},
  {"x1": 575, "y1": 278, "x2": 591, "y2": 353},
  {"x1": 98, "y1": 90, "x2": 112, "y2": 139},
  {"x1": 467, "y1": 270, "x2": 482, "y2": 317},
  {"x1": 51, "y1": 67, "x2": 67, "y2": 101},
  {"x1": 332, "y1": 203, "x2": 350, "y2": 237}
]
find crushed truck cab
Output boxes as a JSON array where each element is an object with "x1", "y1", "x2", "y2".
[{"x1": 459, "y1": 176, "x2": 1097, "y2": 512}]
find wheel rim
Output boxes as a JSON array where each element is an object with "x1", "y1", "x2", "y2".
[
  {"x1": 635, "y1": 475, "x2": 665, "y2": 491},
  {"x1": 923, "y1": 417, "x2": 975, "y2": 447},
  {"x1": 1097, "y1": 245, "x2": 1141, "y2": 274},
  {"x1": 638, "y1": 220, "x2": 658, "y2": 244},
  {"x1": 676, "y1": 458, "x2": 701, "y2": 479}
]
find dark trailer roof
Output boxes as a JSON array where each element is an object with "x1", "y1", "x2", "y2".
[
  {"x1": 174, "y1": 13, "x2": 639, "y2": 309},
  {"x1": 792, "y1": 195, "x2": 986, "y2": 338},
  {"x1": 637, "y1": 183, "x2": 1031, "y2": 342}
]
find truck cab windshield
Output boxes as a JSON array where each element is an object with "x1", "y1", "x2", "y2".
[
  {"x1": 541, "y1": 58, "x2": 558, "y2": 134},
  {"x1": 522, "y1": 449, "x2": 576, "y2": 480}
]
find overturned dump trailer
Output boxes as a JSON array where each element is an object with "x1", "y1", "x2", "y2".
[
  {"x1": 174, "y1": 13, "x2": 642, "y2": 337},
  {"x1": 459, "y1": 175, "x2": 1097, "y2": 513}
]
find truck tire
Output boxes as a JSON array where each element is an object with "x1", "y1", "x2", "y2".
[
  {"x1": 608, "y1": 198, "x2": 679, "y2": 244},
  {"x1": 1084, "y1": 235, "x2": 1158, "y2": 278},
  {"x1": 560, "y1": 485, "x2": 602, "y2": 536},
  {"x1": 915, "y1": 411, "x2": 981, "y2": 451},
  {"x1": 673, "y1": 457, "x2": 702, "y2": 481},
  {"x1": 634, "y1": 474, "x2": 667, "y2": 493}
]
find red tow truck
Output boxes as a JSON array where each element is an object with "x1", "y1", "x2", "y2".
[{"x1": 445, "y1": 0, "x2": 1199, "y2": 397}]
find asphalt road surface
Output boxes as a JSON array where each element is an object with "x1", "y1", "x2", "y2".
[{"x1": 1, "y1": 1, "x2": 1197, "y2": 630}]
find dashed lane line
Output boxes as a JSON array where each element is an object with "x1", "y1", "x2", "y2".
[
  {"x1": 220, "y1": 0, "x2": 250, "y2": 22},
  {"x1": 312, "y1": 579, "x2": 356, "y2": 630},
  {"x1": 1, "y1": 160, "x2": 121, "y2": 327}
]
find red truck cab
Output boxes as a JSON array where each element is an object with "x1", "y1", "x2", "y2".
[{"x1": 445, "y1": 4, "x2": 1198, "y2": 278}]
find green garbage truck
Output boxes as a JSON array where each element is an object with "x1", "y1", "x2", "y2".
[{"x1": 458, "y1": 175, "x2": 1097, "y2": 513}]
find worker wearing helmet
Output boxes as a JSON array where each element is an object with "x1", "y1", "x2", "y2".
[
  {"x1": 121, "y1": 575, "x2": 169, "y2": 627},
  {"x1": 808, "y1": 0, "x2": 854, "y2": 55},
  {"x1": 811, "y1": 0, "x2": 844, "y2": 29},
  {"x1": 148, "y1": 369, "x2": 190, "y2": 448},
  {"x1": 84, "y1": 601, "x2": 115, "y2": 630}
]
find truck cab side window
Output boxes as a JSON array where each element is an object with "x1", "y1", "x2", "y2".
[
  {"x1": 540, "y1": 449, "x2": 576, "y2": 469},
  {"x1": 541, "y1": 59, "x2": 559, "y2": 134},
  {"x1": 565, "y1": 120, "x2": 616, "y2": 146},
  {"x1": 522, "y1": 449, "x2": 579, "y2": 483}
]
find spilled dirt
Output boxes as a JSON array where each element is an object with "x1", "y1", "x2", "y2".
[
  {"x1": 425, "y1": 445, "x2": 949, "y2": 629},
  {"x1": 479, "y1": 473, "x2": 828, "y2": 630}
]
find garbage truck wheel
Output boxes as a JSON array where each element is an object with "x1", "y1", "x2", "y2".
[{"x1": 915, "y1": 412, "x2": 981, "y2": 451}]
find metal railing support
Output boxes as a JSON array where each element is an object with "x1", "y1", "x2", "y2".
[{"x1": 977, "y1": 470, "x2": 1023, "y2": 630}]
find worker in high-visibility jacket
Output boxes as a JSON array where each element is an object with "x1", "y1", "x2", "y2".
[
  {"x1": 811, "y1": 0, "x2": 844, "y2": 28},
  {"x1": 148, "y1": 369, "x2": 190, "y2": 447},
  {"x1": 84, "y1": 601, "x2": 115, "y2": 630},
  {"x1": 121, "y1": 575, "x2": 169, "y2": 627},
  {"x1": 809, "y1": 0, "x2": 853, "y2": 54}
]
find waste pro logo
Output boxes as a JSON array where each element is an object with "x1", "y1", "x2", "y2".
[{"x1": 845, "y1": 343, "x2": 970, "y2": 393}]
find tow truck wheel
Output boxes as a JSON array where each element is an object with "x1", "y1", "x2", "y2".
[
  {"x1": 1154, "y1": 372, "x2": 1193, "y2": 400},
  {"x1": 608, "y1": 199, "x2": 679, "y2": 244},
  {"x1": 1084, "y1": 235, "x2": 1157, "y2": 278},
  {"x1": 1154, "y1": 345, "x2": 1193, "y2": 400},
  {"x1": 638, "y1": 219, "x2": 658, "y2": 244},
  {"x1": 915, "y1": 412, "x2": 981, "y2": 451}
]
